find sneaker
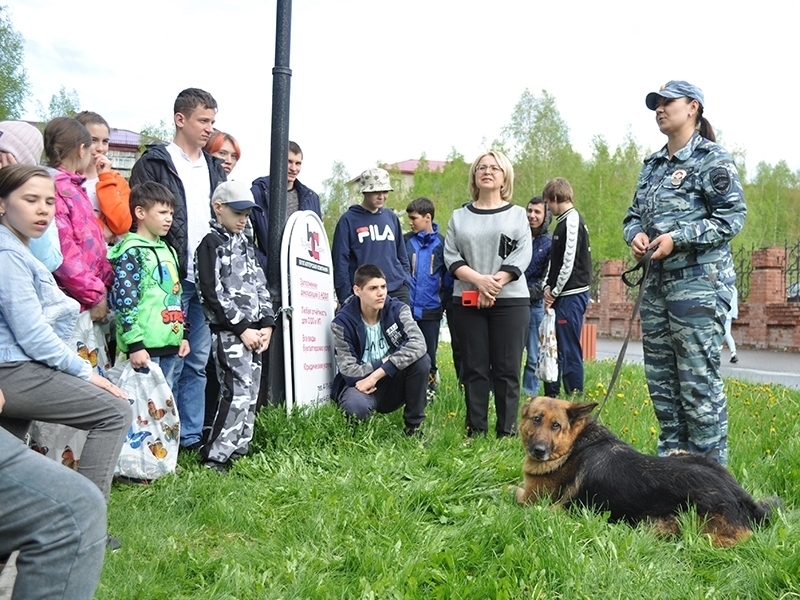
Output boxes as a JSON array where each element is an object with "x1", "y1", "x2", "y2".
[
  {"x1": 106, "y1": 535, "x2": 122, "y2": 552},
  {"x1": 403, "y1": 425, "x2": 424, "y2": 438},
  {"x1": 202, "y1": 460, "x2": 230, "y2": 473},
  {"x1": 730, "y1": 354, "x2": 739, "y2": 364}
]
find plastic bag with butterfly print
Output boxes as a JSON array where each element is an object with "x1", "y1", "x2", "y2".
[
  {"x1": 27, "y1": 310, "x2": 110, "y2": 469},
  {"x1": 106, "y1": 360, "x2": 180, "y2": 481}
]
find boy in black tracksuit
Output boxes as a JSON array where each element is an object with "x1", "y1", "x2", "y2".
[{"x1": 542, "y1": 178, "x2": 592, "y2": 397}]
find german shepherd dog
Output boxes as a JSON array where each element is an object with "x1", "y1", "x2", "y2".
[{"x1": 514, "y1": 397, "x2": 779, "y2": 547}]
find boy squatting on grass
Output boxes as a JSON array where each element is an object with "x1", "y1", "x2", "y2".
[
  {"x1": 108, "y1": 182, "x2": 190, "y2": 389},
  {"x1": 194, "y1": 181, "x2": 275, "y2": 472},
  {"x1": 330, "y1": 264, "x2": 430, "y2": 436}
]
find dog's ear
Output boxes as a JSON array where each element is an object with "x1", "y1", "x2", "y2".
[
  {"x1": 521, "y1": 399, "x2": 532, "y2": 416},
  {"x1": 566, "y1": 401, "x2": 598, "y2": 424}
]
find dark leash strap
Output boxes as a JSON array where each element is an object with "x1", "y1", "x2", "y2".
[{"x1": 596, "y1": 248, "x2": 654, "y2": 421}]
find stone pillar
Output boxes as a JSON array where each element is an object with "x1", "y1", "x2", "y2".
[
  {"x1": 600, "y1": 260, "x2": 627, "y2": 304},
  {"x1": 749, "y1": 247, "x2": 786, "y2": 304}
]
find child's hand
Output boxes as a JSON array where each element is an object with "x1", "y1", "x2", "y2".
[
  {"x1": 89, "y1": 298, "x2": 109, "y2": 322},
  {"x1": 256, "y1": 327, "x2": 274, "y2": 353},
  {"x1": 239, "y1": 328, "x2": 261, "y2": 352},
  {"x1": 0, "y1": 151, "x2": 17, "y2": 168},
  {"x1": 95, "y1": 153, "x2": 112, "y2": 174},
  {"x1": 130, "y1": 349, "x2": 150, "y2": 368},
  {"x1": 178, "y1": 339, "x2": 190, "y2": 358}
]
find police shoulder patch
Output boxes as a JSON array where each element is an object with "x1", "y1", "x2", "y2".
[{"x1": 710, "y1": 166, "x2": 731, "y2": 194}]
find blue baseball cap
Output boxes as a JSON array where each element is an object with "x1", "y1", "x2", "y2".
[{"x1": 645, "y1": 80, "x2": 705, "y2": 110}]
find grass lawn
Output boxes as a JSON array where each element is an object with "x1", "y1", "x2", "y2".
[{"x1": 99, "y1": 351, "x2": 800, "y2": 599}]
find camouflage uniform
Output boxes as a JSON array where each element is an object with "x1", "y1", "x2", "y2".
[
  {"x1": 195, "y1": 221, "x2": 274, "y2": 465},
  {"x1": 623, "y1": 132, "x2": 746, "y2": 465}
]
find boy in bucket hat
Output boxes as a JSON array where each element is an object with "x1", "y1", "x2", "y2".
[
  {"x1": 332, "y1": 167, "x2": 411, "y2": 305},
  {"x1": 194, "y1": 181, "x2": 274, "y2": 472}
]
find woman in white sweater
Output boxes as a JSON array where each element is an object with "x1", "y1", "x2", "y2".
[{"x1": 444, "y1": 151, "x2": 531, "y2": 437}]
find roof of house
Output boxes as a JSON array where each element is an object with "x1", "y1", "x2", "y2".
[
  {"x1": 109, "y1": 128, "x2": 141, "y2": 149},
  {"x1": 385, "y1": 159, "x2": 446, "y2": 174}
]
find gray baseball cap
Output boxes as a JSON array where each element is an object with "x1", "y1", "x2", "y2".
[
  {"x1": 646, "y1": 80, "x2": 705, "y2": 110},
  {"x1": 212, "y1": 181, "x2": 262, "y2": 212}
]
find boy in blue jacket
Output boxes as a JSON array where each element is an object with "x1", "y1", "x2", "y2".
[
  {"x1": 332, "y1": 168, "x2": 410, "y2": 305},
  {"x1": 330, "y1": 264, "x2": 429, "y2": 436},
  {"x1": 404, "y1": 197, "x2": 452, "y2": 399}
]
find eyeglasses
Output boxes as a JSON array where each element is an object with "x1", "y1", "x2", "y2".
[{"x1": 476, "y1": 165, "x2": 502, "y2": 173}]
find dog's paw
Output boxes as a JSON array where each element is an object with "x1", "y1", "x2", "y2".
[{"x1": 512, "y1": 485, "x2": 530, "y2": 505}]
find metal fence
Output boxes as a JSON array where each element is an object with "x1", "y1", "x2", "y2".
[
  {"x1": 787, "y1": 240, "x2": 800, "y2": 302},
  {"x1": 591, "y1": 240, "x2": 800, "y2": 304}
]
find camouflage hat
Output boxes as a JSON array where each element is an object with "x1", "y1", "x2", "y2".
[
  {"x1": 212, "y1": 180, "x2": 262, "y2": 212},
  {"x1": 359, "y1": 168, "x2": 393, "y2": 193},
  {"x1": 645, "y1": 80, "x2": 705, "y2": 111}
]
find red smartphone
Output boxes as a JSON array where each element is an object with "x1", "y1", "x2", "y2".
[{"x1": 461, "y1": 290, "x2": 479, "y2": 306}]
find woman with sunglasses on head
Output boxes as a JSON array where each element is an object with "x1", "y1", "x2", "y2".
[
  {"x1": 444, "y1": 151, "x2": 531, "y2": 438},
  {"x1": 623, "y1": 81, "x2": 746, "y2": 466}
]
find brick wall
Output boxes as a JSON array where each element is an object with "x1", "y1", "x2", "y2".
[{"x1": 587, "y1": 247, "x2": 800, "y2": 352}]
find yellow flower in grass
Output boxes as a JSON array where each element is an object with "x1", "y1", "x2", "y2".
[{"x1": 649, "y1": 427, "x2": 657, "y2": 436}]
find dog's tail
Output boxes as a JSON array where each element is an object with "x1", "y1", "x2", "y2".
[{"x1": 754, "y1": 495, "x2": 783, "y2": 524}]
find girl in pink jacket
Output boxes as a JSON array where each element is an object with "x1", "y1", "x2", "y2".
[{"x1": 43, "y1": 117, "x2": 113, "y2": 318}]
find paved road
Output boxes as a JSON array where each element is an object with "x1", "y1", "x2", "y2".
[{"x1": 596, "y1": 338, "x2": 800, "y2": 390}]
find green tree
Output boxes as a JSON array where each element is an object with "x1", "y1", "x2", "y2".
[
  {"x1": 501, "y1": 89, "x2": 584, "y2": 200},
  {"x1": 405, "y1": 149, "x2": 470, "y2": 235},
  {"x1": 36, "y1": 86, "x2": 81, "y2": 121},
  {"x1": 320, "y1": 160, "x2": 355, "y2": 243},
  {"x1": 743, "y1": 160, "x2": 800, "y2": 248},
  {"x1": 581, "y1": 132, "x2": 643, "y2": 260},
  {"x1": 0, "y1": 6, "x2": 29, "y2": 120},
  {"x1": 138, "y1": 119, "x2": 172, "y2": 151}
]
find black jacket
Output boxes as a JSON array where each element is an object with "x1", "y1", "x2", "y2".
[
  {"x1": 250, "y1": 176, "x2": 321, "y2": 274},
  {"x1": 130, "y1": 144, "x2": 226, "y2": 279}
]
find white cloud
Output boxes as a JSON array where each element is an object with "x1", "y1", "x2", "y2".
[{"x1": 11, "y1": 0, "x2": 799, "y2": 195}]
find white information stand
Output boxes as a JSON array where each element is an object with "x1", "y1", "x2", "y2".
[{"x1": 280, "y1": 210, "x2": 336, "y2": 414}]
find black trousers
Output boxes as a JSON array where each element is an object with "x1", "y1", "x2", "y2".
[{"x1": 450, "y1": 302, "x2": 529, "y2": 436}]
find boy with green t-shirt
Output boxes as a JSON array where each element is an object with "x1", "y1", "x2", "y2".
[{"x1": 108, "y1": 182, "x2": 190, "y2": 388}]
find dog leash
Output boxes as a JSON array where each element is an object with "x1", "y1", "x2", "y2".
[{"x1": 596, "y1": 248, "x2": 654, "y2": 421}]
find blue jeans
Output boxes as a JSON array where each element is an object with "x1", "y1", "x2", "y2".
[
  {"x1": 0, "y1": 427, "x2": 106, "y2": 600},
  {"x1": 522, "y1": 300, "x2": 544, "y2": 396},
  {"x1": 551, "y1": 292, "x2": 589, "y2": 396},
  {"x1": 151, "y1": 354, "x2": 180, "y2": 391},
  {"x1": 173, "y1": 280, "x2": 211, "y2": 447}
]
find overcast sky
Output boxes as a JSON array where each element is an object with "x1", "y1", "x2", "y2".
[{"x1": 10, "y1": 0, "x2": 798, "y2": 195}]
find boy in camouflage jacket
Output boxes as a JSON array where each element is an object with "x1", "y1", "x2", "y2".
[{"x1": 195, "y1": 181, "x2": 274, "y2": 471}]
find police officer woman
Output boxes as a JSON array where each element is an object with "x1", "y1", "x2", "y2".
[{"x1": 622, "y1": 81, "x2": 746, "y2": 466}]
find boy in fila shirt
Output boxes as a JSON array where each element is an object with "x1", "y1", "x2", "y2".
[{"x1": 331, "y1": 168, "x2": 410, "y2": 305}]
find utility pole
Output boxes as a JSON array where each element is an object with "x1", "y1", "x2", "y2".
[{"x1": 264, "y1": 0, "x2": 292, "y2": 405}]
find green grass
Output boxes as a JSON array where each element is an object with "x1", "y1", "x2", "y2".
[{"x1": 99, "y1": 353, "x2": 800, "y2": 599}]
